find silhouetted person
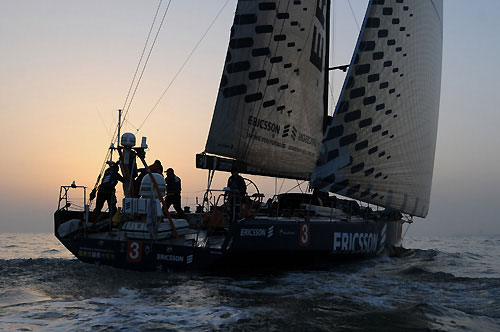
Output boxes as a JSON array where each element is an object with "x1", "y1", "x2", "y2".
[
  {"x1": 147, "y1": 159, "x2": 163, "y2": 174},
  {"x1": 164, "y1": 168, "x2": 185, "y2": 218},
  {"x1": 134, "y1": 160, "x2": 164, "y2": 195},
  {"x1": 93, "y1": 162, "x2": 124, "y2": 219},
  {"x1": 227, "y1": 171, "x2": 246, "y2": 220}
]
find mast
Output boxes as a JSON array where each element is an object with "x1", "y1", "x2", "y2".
[{"x1": 322, "y1": 0, "x2": 331, "y2": 133}]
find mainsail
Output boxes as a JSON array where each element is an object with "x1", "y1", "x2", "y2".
[
  {"x1": 204, "y1": 0, "x2": 329, "y2": 180},
  {"x1": 311, "y1": 0, "x2": 443, "y2": 217}
]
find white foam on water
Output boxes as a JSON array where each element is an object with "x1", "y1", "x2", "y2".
[
  {"x1": 1, "y1": 233, "x2": 499, "y2": 330},
  {"x1": 0, "y1": 286, "x2": 250, "y2": 331}
]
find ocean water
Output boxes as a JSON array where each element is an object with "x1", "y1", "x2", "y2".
[{"x1": 0, "y1": 233, "x2": 499, "y2": 331}]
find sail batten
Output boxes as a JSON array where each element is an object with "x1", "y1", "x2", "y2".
[
  {"x1": 205, "y1": 0, "x2": 328, "y2": 180},
  {"x1": 311, "y1": 0, "x2": 443, "y2": 217}
]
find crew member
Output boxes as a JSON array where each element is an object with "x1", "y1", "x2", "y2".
[
  {"x1": 227, "y1": 171, "x2": 247, "y2": 219},
  {"x1": 147, "y1": 160, "x2": 163, "y2": 174},
  {"x1": 228, "y1": 171, "x2": 246, "y2": 197},
  {"x1": 93, "y1": 162, "x2": 124, "y2": 219},
  {"x1": 164, "y1": 168, "x2": 185, "y2": 218},
  {"x1": 134, "y1": 160, "x2": 164, "y2": 195}
]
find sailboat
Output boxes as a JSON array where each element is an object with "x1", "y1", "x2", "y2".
[{"x1": 54, "y1": 0, "x2": 443, "y2": 271}]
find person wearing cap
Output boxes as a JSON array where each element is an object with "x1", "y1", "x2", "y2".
[
  {"x1": 164, "y1": 168, "x2": 185, "y2": 218},
  {"x1": 93, "y1": 162, "x2": 124, "y2": 219}
]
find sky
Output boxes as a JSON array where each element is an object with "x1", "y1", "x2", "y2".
[{"x1": 0, "y1": 0, "x2": 499, "y2": 237}]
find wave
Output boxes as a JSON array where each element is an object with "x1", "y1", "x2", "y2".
[
  {"x1": 0, "y1": 258, "x2": 198, "y2": 301},
  {"x1": 0, "y1": 255, "x2": 498, "y2": 331},
  {"x1": 0, "y1": 289, "x2": 52, "y2": 309},
  {"x1": 41, "y1": 249, "x2": 60, "y2": 254},
  {"x1": 399, "y1": 265, "x2": 458, "y2": 281},
  {"x1": 337, "y1": 302, "x2": 434, "y2": 331}
]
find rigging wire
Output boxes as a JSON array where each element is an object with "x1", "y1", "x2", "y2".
[
  {"x1": 90, "y1": 1, "x2": 172, "y2": 197},
  {"x1": 284, "y1": 181, "x2": 307, "y2": 194},
  {"x1": 122, "y1": 0, "x2": 173, "y2": 126},
  {"x1": 124, "y1": 118, "x2": 140, "y2": 132},
  {"x1": 278, "y1": 178, "x2": 286, "y2": 195},
  {"x1": 135, "y1": 0, "x2": 232, "y2": 133},
  {"x1": 296, "y1": 180, "x2": 304, "y2": 194},
  {"x1": 402, "y1": 222, "x2": 412, "y2": 241},
  {"x1": 121, "y1": 0, "x2": 164, "y2": 113},
  {"x1": 106, "y1": 0, "x2": 169, "y2": 152},
  {"x1": 347, "y1": 0, "x2": 361, "y2": 31},
  {"x1": 96, "y1": 107, "x2": 112, "y2": 139},
  {"x1": 330, "y1": 0, "x2": 366, "y2": 114}
]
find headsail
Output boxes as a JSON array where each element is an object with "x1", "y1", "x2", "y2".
[
  {"x1": 204, "y1": 0, "x2": 329, "y2": 180},
  {"x1": 311, "y1": 0, "x2": 443, "y2": 217}
]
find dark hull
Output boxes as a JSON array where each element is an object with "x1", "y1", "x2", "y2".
[{"x1": 55, "y1": 211, "x2": 402, "y2": 272}]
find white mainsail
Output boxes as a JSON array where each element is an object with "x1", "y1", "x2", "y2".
[
  {"x1": 205, "y1": 0, "x2": 328, "y2": 179},
  {"x1": 311, "y1": 0, "x2": 443, "y2": 217}
]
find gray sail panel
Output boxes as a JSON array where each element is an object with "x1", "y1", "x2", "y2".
[
  {"x1": 311, "y1": 0, "x2": 443, "y2": 217},
  {"x1": 205, "y1": 0, "x2": 327, "y2": 179}
]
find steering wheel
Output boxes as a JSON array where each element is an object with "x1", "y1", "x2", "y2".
[{"x1": 242, "y1": 178, "x2": 264, "y2": 213}]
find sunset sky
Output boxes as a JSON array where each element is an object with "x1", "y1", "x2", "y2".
[{"x1": 1, "y1": 0, "x2": 499, "y2": 236}]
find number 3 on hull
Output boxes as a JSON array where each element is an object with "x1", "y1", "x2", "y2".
[
  {"x1": 300, "y1": 223, "x2": 310, "y2": 247},
  {"x1": 127, "y1": 241, "x2": 142, "y2": 263}
]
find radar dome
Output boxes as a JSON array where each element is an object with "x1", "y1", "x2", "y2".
[{"x1": 121, "y1": 133, "x2": 136, "y2": 147}]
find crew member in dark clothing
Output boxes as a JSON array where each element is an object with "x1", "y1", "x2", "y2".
[
  {"x1": 227, "y1": 171, "x2": 247, "y2": 219},
  {"x1": 164, "y1": 168, "x2": 185, "y2": 217},
  {"x1": 93, "y1": 162, "x2": 124, "y2": 218},
  {"x1": 147, "y1": 160, "x2": 163, "y2": 174},
  {"x1": 134, "y1": 160, "x2": 164, "y2": 195}
]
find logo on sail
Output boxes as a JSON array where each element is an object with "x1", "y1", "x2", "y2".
[
  {"x1": 297, "y1": 133, "x2": 319, "y2": 147},
  {"x1": 248, "y1": 116, "x2": 280, "y2": 134},
  {"x1": 282, "y1": 125, "x2": 297, "y2": 140}
]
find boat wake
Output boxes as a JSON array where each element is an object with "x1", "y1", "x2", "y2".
[{"x1": 0, "y1": 245, "x2": 499, "y2": 331}]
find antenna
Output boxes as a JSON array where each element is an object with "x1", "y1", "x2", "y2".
[
  {"x1": 109, "y1": 109, "x2": 122, "y2": 163},
  {"x1": 117, "y1": 109, "x2": 122, "y2": 147}
]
